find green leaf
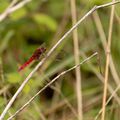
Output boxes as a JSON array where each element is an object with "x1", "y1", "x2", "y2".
[
  {"x1": 23, "y1": 79, "x2": 34, "y2": 94},
  {"x1": 0, "y1": 30, "x2": 14, "y2": 54},
  {"x1": 23, "y1": 84, "x2": 30, "y2": 94},
  {"x1": 0, "y1": 1, "x2": 9, "y2": 13},
  {"x1": 0, "y1": 97, "x2": 6, "y2": 107},
  {"x1": 10, "y1": 8, "x2": 27, "y2": 20},
  {"x1": 89, "y1": 0, "x2": 110, "y2": 5},
  {"x1": 33, "y1": 13, "x2": 57, "y2": 31},
  {"x1": 7, "y1": 72, "x2": 22, "y2": 84}
]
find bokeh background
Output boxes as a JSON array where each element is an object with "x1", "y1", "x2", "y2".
[{"x1": 0, "y1": 0, "x2": 120, "y2": 120}]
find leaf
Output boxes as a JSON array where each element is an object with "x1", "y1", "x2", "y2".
[
  {"x1": 0, "y1": 30, "x2": 14, "y2": 54},
  {"x1": 33, "y1": 13, "x2": 57, "y2": 31},
  {"x1": 0, "y1": 97, "x2": 6, "y2": 107},
  {"x1": 23, "y1": 84, "x2": 30, "y2": 94},
  {"x1": 0, "y1": 1, "x2": 9, "y2": 13},
  {"x1": 23, "y1": 79, "x2": 34, "y2": 94},
  {"x1": 10, "y1": 8, "x2": 27, "y2": 20},
  {"x1": 48, "y1": 0, "x2": 64, "y2": 17},
  {"x1": 89, "y1": 0, "x2": 110, "y2": 5},
  {"x1": 7, "y1": 72, "x2": 22, "y2": 84}
]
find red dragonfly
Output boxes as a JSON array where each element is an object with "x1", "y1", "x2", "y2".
[{"x1": 18, "y1": 47, "x2": 46, "y2": 72}]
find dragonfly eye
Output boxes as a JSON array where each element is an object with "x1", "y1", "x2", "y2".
[
  {"x1": 34, "y1": 47, "x2": 46, "y2": 60},
  {"x1": 40, "y1": 47, "x2": 46, "y2": 53}
]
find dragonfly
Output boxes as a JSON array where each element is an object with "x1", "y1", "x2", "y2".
[{"x1": 18, "y1": 47, "x2": 46, "y2": 72}]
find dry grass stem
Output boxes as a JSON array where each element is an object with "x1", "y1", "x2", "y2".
[
  {"x1": 0, "y1": 85, "x2": 10, "y2": 95},
  {"x1": 7, "y1": 52, "x2": 97, "y2": 120},
  {"x1": 0, "y1": 0, "x2": 31, "y2": 22},
  {"x1": 50, "y1": 85, "x2": 77, "y2": 118},
  {"x1": 80, "y1": 52, "x2": 120, "y2": 104},
  {"x1": 70, "y1": 0, "x2": 82, "y2": 119},
  {"x1": 95, "y1": 82, "x2": 120, "y2": 120},
  {"x1": 101, "y1": 1, "x2": 115, "y2": 120},
  {"x1": 93, "y1": 11, "x2": 120, "y2": 85},
  {"x1": 0, "y1": 1, "x2": 120, "y2": 119}
]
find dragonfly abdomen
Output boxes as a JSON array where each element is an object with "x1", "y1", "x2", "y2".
[
  {"x1": 18, "y1": 47, "x2": 46, "y2": 72},
  {"x1": 18, "y1": 57, "x2": 34, "y2": 71}
]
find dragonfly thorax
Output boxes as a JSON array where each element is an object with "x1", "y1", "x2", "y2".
[{"x1": 33, "y1": 47, "x2": 46, "y2": 60}]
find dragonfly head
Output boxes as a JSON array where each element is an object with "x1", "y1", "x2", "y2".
[
  {"x1": 36, "y1": 47, "x2": 46, "y2": 55},
  {"x1": 33, "y1": 47, "x2": 46, "y2": 60},
  {"x1": 39, "y1": 47, "x2": 46, "y2": 53}
]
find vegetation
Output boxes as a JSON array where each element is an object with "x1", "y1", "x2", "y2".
[{"x1": 0, "y1": 0, "x2": 120, "y2": 120}]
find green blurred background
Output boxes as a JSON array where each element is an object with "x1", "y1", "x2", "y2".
[{"x1": 0, "y1": 0, "x2": 120, "y2": 120}]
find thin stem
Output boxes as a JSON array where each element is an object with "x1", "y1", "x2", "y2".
[
  {"x1": 50, "y1": 85, "x2": 77, "y2": 118},
  {"x1": 93, "y1": 11, "x2": 120, "y2": 85},
  {"x1": 0, "y1": 1, "x2": 120, "y2": 119},
  {"x1": 101, "y1": 1, "x2": 115, "y2": 120},
  {"x1": 70, "y1": 0, "x2": 82, "y2": 119},
  {"x1": 80, "y1": 51, "x2": 120, "y2": 105},
  {"x1": 0, "y1": 0, "x2": 31, "y2": 22},
  {"x1": 95, "y1": 83, "x2": 120, "y2": 120},
  {"x1": 7, "y1": 52, "x2": 97, "y2": 120}
]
